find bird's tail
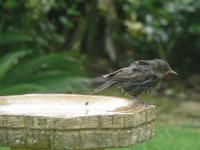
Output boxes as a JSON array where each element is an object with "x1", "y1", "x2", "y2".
[{"x1": 94, "y1": 80, "x2": 118, "y2": 94}]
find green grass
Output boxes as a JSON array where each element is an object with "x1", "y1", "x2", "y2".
[
  {"x1": 110, "y1": 126, "x2": 200, "y2": 150},
  {"x1": 0, "y1": 147, "x2": 10, "y2": 150}
]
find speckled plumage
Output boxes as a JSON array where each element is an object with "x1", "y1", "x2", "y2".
[{"x1": 94, "y1": 59, "x2": 177, "y2": 97}]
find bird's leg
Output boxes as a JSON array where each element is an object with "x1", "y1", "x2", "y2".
[
  {"x1": 130, "y1": 95, "x2": 146, "y2": 105},
  {"x1": 125, "y1": 95, "x2": 146, "y2": 111}
]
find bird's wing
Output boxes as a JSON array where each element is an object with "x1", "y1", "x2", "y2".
[
  {"x1": 103, "y1": 60, "x2": 156, "y2": 81},
  {"x1": 103, "y1": 68, "x2": 124, "y2": 78},
  {"x1": 103, "y1": 67, "x2": 140, "y2": 81},
  {"x1": 103, "y1": 65, "x2": 157, "y2": 83},
  {"x1": 102, "y1": 60, "x2": 148, "y2": 79},
  {"x1": 94, "y1": 80, "x2": 118, "y2": 93},
  {"x1": 132, "y1": 60, "x2": 156, "y2": 68},
  {"x1": 133, "y1": 60, "x2": 150, "y2": 66},
  {"x1": 103, "y1": 66, "x2": 138, "y2": 79}
]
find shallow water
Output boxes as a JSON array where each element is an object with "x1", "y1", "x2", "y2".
[{"x1": 0, "y1": 94, "x2": 134, "y2": 118}]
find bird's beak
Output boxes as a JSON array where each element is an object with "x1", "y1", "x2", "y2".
[{"x1": 168, "y1": 69, "x2": 178, "y2": 75}]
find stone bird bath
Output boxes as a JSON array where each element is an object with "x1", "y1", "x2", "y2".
[{"x1": 0, "y1": 94, "x2": 156, "y2": 150}]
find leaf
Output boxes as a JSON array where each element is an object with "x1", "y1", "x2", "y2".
[
  {"x1": 67, "y1": 9, "x2": 81, "y2": 16},
  {"x1": 0, "y1": 84, "x2": 46, "y2": 95},
  {"x1": 30, "y1": 75, "x2": 91, "y2": 92},
  {"x1": 0, "y1": 19, "x2": 5, "y2": 35},
  {"x1": 59, "y1": 16, "x2": 74, "y2": 28},
  {"x1": 14, "y1": 52, "x2": 81, "y2": 77},
  {"x1": 0, "y1": 76, "x2": 91, "y2": 95},
  {"x1": 2, "y1": 51, "x2": 83, "y2": 86},
  {"x1": 0, "y1": 33, "x2": 33, "y2": 45},
  {"x1": 0, "y1": 50, "x2": 32, "y2": 81},
  {"x1": 3, "y1": 0, "x2": 18, "y2": 9}
]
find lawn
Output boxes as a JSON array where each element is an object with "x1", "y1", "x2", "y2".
[{"x1": 110, "y1": 126, "x2": 200, "y2": 150}]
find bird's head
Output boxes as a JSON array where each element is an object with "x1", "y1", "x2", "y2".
[{"x1": 154, "y1": 59, "x2": 178, "y2": 78}]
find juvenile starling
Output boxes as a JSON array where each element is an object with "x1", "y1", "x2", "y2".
[{"x1": 94, "y1": 59, "x2": 177, "y2": 98}]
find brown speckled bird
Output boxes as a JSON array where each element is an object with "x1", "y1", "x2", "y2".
[{"x1": 94, "y1": 59, "x2": 177, "y2": 98}]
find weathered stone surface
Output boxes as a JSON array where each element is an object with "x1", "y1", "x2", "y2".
[
  {"x1": 54, "y1": 116, "x2": 99, "y2": 130},
  {"x1": 151, "y1": 122, "x2": 156, "y2": 137},
  {"x1": 52, "y1": 131, "x2": 80, "y2": 150},
  {"x1": 0, "y1": 116, "x2": 6, "y2": 127},
  {"x1": 79, "y1": 130, "x2": 118, "y2": 149},
  {"x1": 26, "y1": 117, "x2": 56, "y2": 129},
  {"x1": 0, "y1": 129, "x2": 8, "y2": 146},
  {"x1": 146, "y1": 106, "x2": 157, "y2": 122},
  {"x1": 0, "y1": 94, "x2": 157, "y2": 150},
  {"x1": 138, "y1": 123, "x2": 153, "y2": 143},
  {"x1": 124, "y1": 109, "x2": 147, "y2": 128},
  {"x1": 26, "y1": 130, "x2": 50, "y2": 148},
  {"x1": 99, "y1": 115, "x2": 125, "y2": 129},
  {"x1": 6, "y1": 116, "x2": 26, "y2": 128},
  {"x1": 7, "y1": 130, "x2": 27, "y2": 147},
  {"x1": 0, "y1": 116, "x2": 26, "y2": 128},
  {"x1": 117, "y1": 128, "x2": 139, "y2": 147}
]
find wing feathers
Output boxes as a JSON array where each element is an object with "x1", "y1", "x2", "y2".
[
  {"x1": 103, "y1": 69, "x2": 123, "y2": 78},
  {"x1": 94, "y1": 80, "x2": 118, "y2": 93}
]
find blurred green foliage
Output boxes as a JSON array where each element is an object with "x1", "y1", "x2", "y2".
[
  {"x1": 123, "y1": 0, "x2": 200, "y2": 76},
  {"x1": 0, "y1": 0, "x2": 199, "y2": 94},
  {"x1": 0, "y1": 0, "x2": 92, "y2": 95},
  {"x1": 0, "y1": 50, "x2": 91, "y2": 95}
]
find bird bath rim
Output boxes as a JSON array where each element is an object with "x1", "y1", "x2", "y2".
[
  {"x1": 0, "y1": 94, "x2": 156, "y2": 150},
  {"x1": 0, "y1": 94, "x2": 153, "y2": 118}
]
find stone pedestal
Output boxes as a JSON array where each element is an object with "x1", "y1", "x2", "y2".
[{"x1": 0, "y1": 94, "x2": 156, "y2": 150}]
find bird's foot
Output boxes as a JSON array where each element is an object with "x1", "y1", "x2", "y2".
[{"x1": 130, "y1": 96, "x2": 147, "y2": 106}]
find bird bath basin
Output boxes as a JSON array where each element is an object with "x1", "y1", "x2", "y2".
[{"x1": 0, "y1": 94, "x2": 156, "y2": 150}]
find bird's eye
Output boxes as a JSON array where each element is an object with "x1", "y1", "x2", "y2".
[{"x1": 162, "y1": 68, "x2": 167, "y2": 72}]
